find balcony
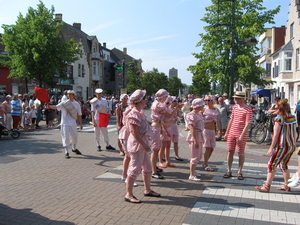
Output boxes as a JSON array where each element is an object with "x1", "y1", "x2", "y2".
[
  {"x1": 92, "y1": 74, "x2": 100, "y2": 81},
  {"x1": 92, "y1": 52, "x2": 100, "y2": 59}
]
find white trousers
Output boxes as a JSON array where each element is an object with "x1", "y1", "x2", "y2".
[
  {"x1": 4, "y1": 113, "x2": 12, "y2": 130},
  {"x1": 60, "y1": 124, "x2": 78, "y2": 147},
  {"x1": 94, "y1": 126, "x2": 109, "y2": 145}
]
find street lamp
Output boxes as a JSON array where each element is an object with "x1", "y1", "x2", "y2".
[{"x1": 219, "y1": 0, "x2": 257, "y2": 97}]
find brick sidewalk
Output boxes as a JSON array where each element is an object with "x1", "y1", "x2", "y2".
[{"x1": 0, "y1": 111, "x2": 299, "y2": 225}]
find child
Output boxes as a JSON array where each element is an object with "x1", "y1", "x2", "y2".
[
  {"x1": 24, "y1": 106, "x2": 32, "y2": 131},
  {"x1": 186, "y1": 98, "x2": 205, "y2": 181},
  {"x1": 31, "y1": 105, "x2": 36, "y2": 130}
]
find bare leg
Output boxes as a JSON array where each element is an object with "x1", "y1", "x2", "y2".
[
  {"x1": 165, "y1": 141, "x2": 172, "y2": 165},
  {"x1": 143, "y1": 173, "x2": 151, "y2": 194},
  {"x1": 173, "y1": 142, "x2": 181, "y2": 159},
  {"x1": 227, "y1": 151, "x2": 235, "y2": 173},
  {"x1": 122, "y1": 155, "x2": 130, "y2": 178},
  {"x1": 125, "y1": 176, "x2": 140, "y2": 202},
  {"x1": 190, "y1": 164, "x2": 197, "y2": 176},
  {"x1": 118, "y1": 141, "x2": 125, "y2": 155},
  {"x1": 203, "y1": 147, "x2": 213, "y2": 167},
  {"x1": 151, "y1": 150, "x2": 159, "y2": 173},
  {"x1": 237, "y1": 153, "x2": 245, "y2": 174},
  {"x1": 159, "y1": 142, "x2": 166, "y2": 164}
]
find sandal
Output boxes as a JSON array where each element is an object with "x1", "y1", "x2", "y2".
[
  {"x1": 158, "y1": 163, "x2": 167, "y2": 168},
  {"x1": 124, "y1": 196, "x2": 142, "y2": 203},
  {"x1": 223, "y1": 172, "x2": 232, "y2": 178},
  {"x1": 237, "y1": 173, "x2": 244, "y2": 180},
  {"x1": 255, "y1": 183, "x2": 270, "y2": 193},
  {"x1": 276, "y1": 182, "x2": 291, "y2": 192},
  {"x1": 204, "y1": 166, "x2": 214, "y2": 172},
  {"x1": 166, "y1": 163, "x2": 176, "y2": 167},
  {"x1": 144, "y1": 190, "x2": 161, "y2": 197},
  {"x1": 175, "y1": 157, "x2": 184, "y2": 161}
]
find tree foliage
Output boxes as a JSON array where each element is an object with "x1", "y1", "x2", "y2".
[
  {"x1": 168, "y1": 76, "x2": 184, "y2": 96},
  {"x1": 0, "y1": 1, "x2": 80, "y2": 88},
  {"x1": 126, "y1": 61, "x2": 142, "y2": 93},
  {"x1": 141, "y1": 68, "x2": 169, "y2": 96},
  {"x1": 188, "y1": 0, "x2": 280, "y2": 97}
]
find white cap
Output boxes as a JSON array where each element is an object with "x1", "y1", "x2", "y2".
[
  {"x1": 95, "y1": 88, "x2": 103, "y2": 94},
  {"x1": 67, "y1": 90, "x2": 75, "y2": 94}
]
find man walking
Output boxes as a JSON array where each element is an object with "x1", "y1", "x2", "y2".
[
  {"x1": 91, "y1": 88, "x2": 115, "y2": 151},
  {"x1": 50, "y1": 90, "x2": 83, "y2": 158},
  {"x1": 223, "y1": 91, "x2": 252, "y2": 180}
]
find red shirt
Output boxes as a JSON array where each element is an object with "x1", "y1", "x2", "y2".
[{"x1": 229, "y1": 104, "x2": 252, "y2": 136}]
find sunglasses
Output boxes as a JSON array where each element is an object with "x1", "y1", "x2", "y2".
[{"x1": 204, "y1": 99, "x2": 212, "y2": 102}]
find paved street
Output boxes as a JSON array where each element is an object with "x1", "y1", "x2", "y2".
[{"x1": 0, "y1": 109, "x2": 300, "y2": 225}]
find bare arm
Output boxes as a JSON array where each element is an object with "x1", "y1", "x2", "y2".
[{"x1": 266, "y1": 122, "x2": 281, "y2": 156}]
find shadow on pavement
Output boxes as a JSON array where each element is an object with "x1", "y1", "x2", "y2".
[{"x1": 0, "y1": 203, "x2": 75, "y2": 225}]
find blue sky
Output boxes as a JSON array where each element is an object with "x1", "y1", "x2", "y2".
[{"x1": 0, "y1": 0, "x2": 289, "y2": 85}]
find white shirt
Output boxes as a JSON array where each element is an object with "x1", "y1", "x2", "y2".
[
  {"x1": 91, "y1": 98, "x2": 108, "y2": 122},
  {"x1": 56, "y1": 100, "x2": 82, "y2": 126}
]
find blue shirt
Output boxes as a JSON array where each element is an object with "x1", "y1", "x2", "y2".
[
  {"x1": 11, "y1": 100, "x2": 21, "y2": 116},
  {"x1": 296, "y1": 100, "x2": 300, "y2": 111}
]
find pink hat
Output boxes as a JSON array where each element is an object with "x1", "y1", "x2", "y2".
[
  {"x1": 191, "y1": 98, "x2": 205, "y2": 108},
  {"x1": 129, "y1": 89, "x2": 146, "y2": 104},
  {"x1": 165, "y1": 95, "x2": 176, "y2": 104},
  {"x1": 155, "y1": 89, "x2": 169, "y2": 99}
]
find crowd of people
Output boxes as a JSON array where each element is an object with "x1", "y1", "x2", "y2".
[{"x1": 1, "y1": 88, "x2": 300, "y2": 203}]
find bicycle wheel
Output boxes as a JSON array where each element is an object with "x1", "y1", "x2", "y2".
[
  {"x1": 10, "y1": 130, "x2": 20, "y2": 139},
  {"x1": 249, "y1": 124, "x2": 258, "y2": 143},
  {"x1": 253, "y1": 124, "x2": 267, "y2": 144}
]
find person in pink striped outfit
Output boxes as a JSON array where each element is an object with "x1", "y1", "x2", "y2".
[
  {"x1": 124, "y1": 89, "x2": 161, "y2": 203},
  {"x1": 223, "y1": 92, "x2": 252, "y2": 180},
  {"x1": 150, "y1": 89, "x2": 183, "y2": 179},
  {"x1": 186, "y1": 98, "x2": 205, "y2": 181}
]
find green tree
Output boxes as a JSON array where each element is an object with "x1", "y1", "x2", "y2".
[
  {"x1": 189, "y1": 0, "x2": 280, "y2": 97},
  {"x1": 1, "y1": 1, "x2": 80, "y2": 91},
  {"x1": 126, "y1": 61, "x2": 142, "y2": 93},
  {"x1": 141, "y1": 68, "x2": 169, "y2": 95},
  {"x1": 167, "y1": 76, "x2": 183, "y2": 96}
]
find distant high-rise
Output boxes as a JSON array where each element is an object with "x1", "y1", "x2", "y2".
[{"x1": 169, "y1": 67, "x2": 178, "y2": 78}]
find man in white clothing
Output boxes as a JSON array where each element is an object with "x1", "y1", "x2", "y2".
[
  {"x1": 91, "y1": 88, "x2": 115, "y2": 151},
  {"x1": 50, "y1": 90, "x2": 83, "y2": 158}
]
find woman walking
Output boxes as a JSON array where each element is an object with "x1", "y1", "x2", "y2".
[
  {"x1": 124, "y1": 89, "x2": 161, "y2": 203},
  {"x1": 255, "y1": 99, "x2": 297, "y2": 192}
]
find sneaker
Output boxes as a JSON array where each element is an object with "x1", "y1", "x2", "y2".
[
  {"x1": 156, "y1": 167, "x2": 163, "y2": 173},
  {"x1": 189, "y1": 176, "x2": 201, "y2": 181},
  {"x1": 106, "y1": 145, "x2": 116, "y2": 150},
  {"x1": 65, "y1": 153, "x2": 70, "y2": 159},
  {"x1": 124, "y1": 179, "x2": 138, "y2": 187},
  {"x1": 121, "y1": 177, "x2": 126, "y2": 181},
  {"x1": 288, "y1": 173, "x2": 297, "y2": 182},
  {"x1": 288, "y1": 177, "x2": 300, "y2": 188},
  {"x1": 97, "y1": 146, "x2": 102, "y2": 152},
  {"x1": 152, "y1": 172, "x2": 164, "y2": 179},
  {"x1": 72, "y1": 149, "x2": 82, "y2": 155}
]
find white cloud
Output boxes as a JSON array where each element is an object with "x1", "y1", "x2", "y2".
[{"x1": 87, "y1": 19, "x2": 122, "y2": 33}]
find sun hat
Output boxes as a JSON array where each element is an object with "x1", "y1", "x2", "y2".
[
  {"x1": 232, "y1": 91, "x2": 245, "y2": 98},
  {"x1": 67, "y1": 90, "x2": 75, "y2": 94}
]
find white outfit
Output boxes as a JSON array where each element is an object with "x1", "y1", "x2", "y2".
[
  {"x1": 56, "y1": 100, "x2": 82, "y2": 147},
  {"x1": 91, "y1": 99, "x2": 110, "y2": 146},
  {"x1": 61, "y1": 95, "x2": 68, "y2": 102}
]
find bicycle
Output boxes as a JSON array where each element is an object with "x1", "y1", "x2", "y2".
[
  {"x1": 249, "y1": 110, "x2": 271, "y2": 144},
  {"x1": 0, "y1": 116, "x2": 21, "y2": 139}
]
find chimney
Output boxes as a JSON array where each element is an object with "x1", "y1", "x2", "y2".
[
  {"x1": 73, "y1": 23, "x2": 81, "y2": 30},
  {"x1": 103, "y1": 42, "x2": 106, "y2": 48},
  {"x1": 123, "y1": 47, "x2": 127, "y2": 55},
  {"x1": 55, "y1": 14, "x2": 62, "y2": 22}
]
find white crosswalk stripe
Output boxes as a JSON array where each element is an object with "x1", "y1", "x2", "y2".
[{"x1": 79, "y1": 124, "x2": 118, "y2": 133}]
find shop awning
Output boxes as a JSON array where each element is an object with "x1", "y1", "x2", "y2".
[{"x1": 251, "y1": 88, "x2": 271, "y2": 100}]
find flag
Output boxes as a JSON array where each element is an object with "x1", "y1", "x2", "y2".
[{"x1": 34, "y1": 87, "x2": 49, "y2": 103}]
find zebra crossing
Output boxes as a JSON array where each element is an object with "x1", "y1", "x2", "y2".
[
  {"x1": 78, "y1": 124, "x2": 118, "y2": 133},
  {"x1": 183, "y1": 157, "x2": 300, "y2": 225}
]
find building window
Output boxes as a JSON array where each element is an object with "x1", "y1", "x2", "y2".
[
  {"x1": 279, "y1": 51, "x2": 292, "y2": 71},
  {"x1": 296, "y1": 48, "x2": 300, "y2": 70},
  {"x1": 273, "y1": 62, "x2": 278, "y2": 78},
  {"x1": 82, "y1": 65, "x2": 85, "y2": 77},
  {"x1": 93, "y1": 44, "x2": 96, "y2": 53},
  {"x1": 290, "y1": 23, "x2": 294, "y2": 39},
  {"x1": 78, "y1": 64, "x2": 81, "y2": 77},
  {"x1": 93, "y1": 62, "x2": 96, "y2": 75}
]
